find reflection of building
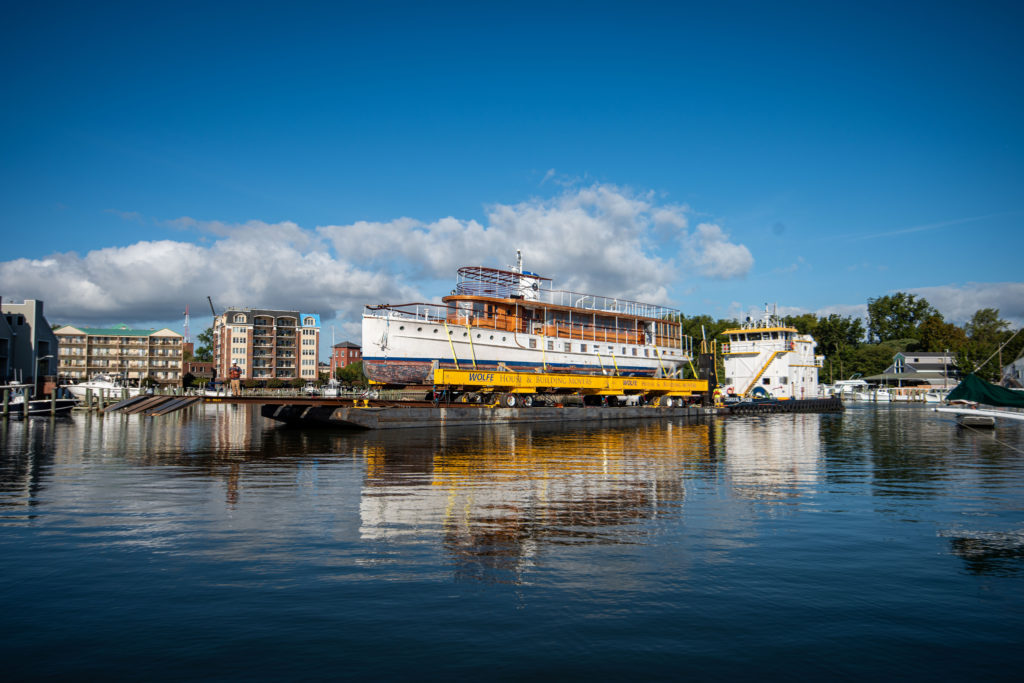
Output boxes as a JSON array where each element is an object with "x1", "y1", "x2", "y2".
[
  {"x1": 2, "y1": 299, "x2": 60, "y2": 392},
  {"x1": 213, "y1": 308, "x2": 320, "y2": 381},
  {"x1": 54, "y1": 324, "x2": 184, "y2": 386}
]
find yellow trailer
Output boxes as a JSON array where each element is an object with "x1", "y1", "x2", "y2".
[{"x1": 431, "y1": 368, "x2": 708, "y2": 407}]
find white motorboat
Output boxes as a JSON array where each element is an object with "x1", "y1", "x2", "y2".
[{"x1": 64, "y1": 374, "x2": 140, "y2": 400}]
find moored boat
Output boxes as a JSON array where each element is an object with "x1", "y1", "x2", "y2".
[
  {"x1": 8, "y1": 391, "x2": 78, "y2": 417},
  {"x1": 362, "y1": 252, "x2": 693, "y2": 385},
  {"x1": 64, "y1": 374, "x2": 140, "y2": 400},
  {"x1": 719, "y1": 305, "x2": 825, "y2": 400}
]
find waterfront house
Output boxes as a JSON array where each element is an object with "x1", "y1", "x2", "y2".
[
  {"x1": 1, "y1": 299, "x2": 59, "y2": 395},
  {"x1": 864, "y1": 351, "x2": 958, "y2": 389}
]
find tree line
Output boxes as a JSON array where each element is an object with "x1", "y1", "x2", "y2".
[{"x1": 674, "y1": 293, "x2": 1022, "y2": 384}]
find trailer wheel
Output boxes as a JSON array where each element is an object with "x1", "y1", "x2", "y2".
[
  {"x1": 520, "y1": 394, "x2": 534, "y2": 408},
  {"x1": 501, "y1": 393, "x2": 520, "y2": 408},
  {"x1": 606, "y1": 396, "x2": 619, "y2": 407}
]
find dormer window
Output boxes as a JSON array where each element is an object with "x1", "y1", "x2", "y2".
[{"x1": 233, "y1": 314, "x2": 245, "y2": 323}]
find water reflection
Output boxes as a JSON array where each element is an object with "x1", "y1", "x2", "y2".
[
  {"x1": 358, "y1": 420, "x2": 713, "y2": 583},
  {"x1": 3, "y1": 403, "x2": 1023, "y2": 582},
  {"x1": 717, "y1": 414, "x2": 822, "y2": 500}
]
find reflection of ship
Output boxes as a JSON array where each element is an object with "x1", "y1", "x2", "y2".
[
  {"x1": 721, "y1": 413, "x2": 822, "y2": 500},
  {"x1": 362, "y1": 251, "x2": 692, "y2": 385},
  {"x1": 720, "y1": 305, "x2": 824, "y2": 399},
  {"x1": 359, "y1": 422, "x2": 712, "y2": 582}
]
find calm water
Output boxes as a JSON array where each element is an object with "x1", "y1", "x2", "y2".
[{"x1": 2, "y1": 404, "x2": 1023, "y2": 680}]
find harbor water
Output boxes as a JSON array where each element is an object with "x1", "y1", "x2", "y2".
[{"x1": 2, "y1": 404, "x2": 1023, "y2": 679}]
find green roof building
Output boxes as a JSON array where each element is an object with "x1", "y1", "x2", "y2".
[{"x1": 55, "y1": 323, "x2": 184, "y2": 386}]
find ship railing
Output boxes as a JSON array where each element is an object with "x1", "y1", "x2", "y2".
[
  {"x1": 368, "y1": 303, "x2": 683, "y2": 349},
  {"x1": 452, "y1": 283, "x2": 678, "y2": 319}
]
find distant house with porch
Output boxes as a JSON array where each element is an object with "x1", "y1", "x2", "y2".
[
  {"x1": 1004, "y1": 357, "x2": 1024, "y2": 389},
  {"x1": 865, "y1": 351, "x2": 958, "y2": 389}
]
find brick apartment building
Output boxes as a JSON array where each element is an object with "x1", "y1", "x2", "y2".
[
  {"x1": 330, "y1": 341, "x2": 362, "y2": 375},
  {"x1": 213, "y1": 308, "x2": 320, "y2": 381}
]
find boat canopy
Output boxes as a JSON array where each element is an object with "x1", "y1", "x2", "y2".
[{"x1": 946, "y1": 373, "x2": 1024, "y2": 408}]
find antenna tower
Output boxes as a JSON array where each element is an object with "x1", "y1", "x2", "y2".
[{"x1": 183, "y1": 304, "x2": 191, "y2": 343}]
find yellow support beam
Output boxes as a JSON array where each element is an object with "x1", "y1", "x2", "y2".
[{"x1": 433, "y1": 368, "x2": 707, "y2": 397}]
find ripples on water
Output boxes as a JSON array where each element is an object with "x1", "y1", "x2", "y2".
[{"x1": 1, "y1": 404, "x2": 1023, "y2": 679}]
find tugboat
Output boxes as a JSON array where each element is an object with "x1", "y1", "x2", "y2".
[
  {"x1": 720, "y1": 305, "x2": 825, "y2": 400},
  {"x1": 362, "y1": 251, "x2": 694, "y2": 385}
]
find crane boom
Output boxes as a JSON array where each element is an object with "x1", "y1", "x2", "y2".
[{"x1": 207, "y1": 296, "x2": 216, "y2": 317}]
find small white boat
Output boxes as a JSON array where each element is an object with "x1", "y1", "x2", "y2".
[
  {"x1": 923, "y1": 390, "x2": 948, "y2": 404},
  {"x1": 65, "y1": 374, "x2": 140, "y2": 400},
  {"x1": 956, "y1": 412, "x2": 996, "y2": 428},
  {"x1": 321, "y1": 379, "x2": 342, "y2": 397},
  {"x1": 874, "y1": 389, "x2": 892, "y2": 402}
]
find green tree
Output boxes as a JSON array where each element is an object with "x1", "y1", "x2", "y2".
[
  {"x1": 913, "y1": 314, "x2": 967, "y2": 353},
  {"x1": 866, "y1": 293, "x2": 937, "y2": 343},
  {"x1": 959, "y1": 308, "x2": 1011, "y2": 382},
  {"x1": 782, "y1": 313, "x2": 819, "y2": 336},
  {"x1": 194, "y1": 326, "x2": 214, "y2": 362},
  {"x1": 814, "y1": 314, "x2": 865, "y2": 382},
  {"x1": 336, "y1": 361, "x2": 366, "y2": 386}
]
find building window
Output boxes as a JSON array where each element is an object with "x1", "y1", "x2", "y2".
[{"x1": 233, "y1": 314, "x2": 245, "y2": 323}]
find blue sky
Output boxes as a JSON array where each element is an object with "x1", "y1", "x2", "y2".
[{"x1": 2, "y1": 1, "x2": 1022, "y2": 354}]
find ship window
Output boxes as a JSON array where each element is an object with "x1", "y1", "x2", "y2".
[
  {"x1": 489, "y1": 335, "x2": 494, "y2": 340},
  {"x1": 622, "y1": 347, "x2": 626, "y2": 354},
  {"x1": 399, "y1": 326, "x2": 405, "y2": 330},
  {"x1": 564, "y1": 343, "x2": 571, "y2": 352},
  {"x1": 547, "y1": 341, "x2": 554, "y2": 351},
  {"x1": 433, "y1": 328, "x2": 438, "y2": 334},
  {"x1": 762, "y1": 377, "x2": 771, "y2": 385},
  {"x1": 529, "y1": 339, "x2": 537, "y2": 349},
  {"x1": 502, "y1": 336, "x2": 507, "y2": 342},
  {"x1": 645, "y1": 349, "x2": 649, "y2": 357},
  {"x1": 476, "y1": 334, "x2": 481, "y2": 338},
  {"x1": 417, "y1": 327, "x2": 422, "y2": 332},
  {"x1": 781, "y1": 377, "x2": 789, "y2": 384},
  {"x1": 581, "y1": 344, "x2": 587, "y2": 352},
  {"x1": 632, "y1": 348, "x2": 637, "y2": 356}
]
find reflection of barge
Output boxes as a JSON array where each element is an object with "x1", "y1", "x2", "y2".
[{"x1": 362, "y1": 252, "x2": 692, "y2": 385}]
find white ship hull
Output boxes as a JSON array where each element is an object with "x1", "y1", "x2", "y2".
[{"x1": 362, "y1": 313, "x2": 688, "y2": 385}]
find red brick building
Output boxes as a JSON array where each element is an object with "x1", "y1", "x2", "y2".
[{"x1": 330, "y1": 341, "x2": 361, "y2": 375}]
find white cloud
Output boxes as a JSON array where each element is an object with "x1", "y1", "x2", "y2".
[
  {"x1": 908, "y1": 282, "x2": 1024, "y2": 326},
  {"x1": 686, "y1": 223, "x2": 754, "y2": 279},
  {"x1": 1, "y1": 184, "x2": 757, "y2": 330}
]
